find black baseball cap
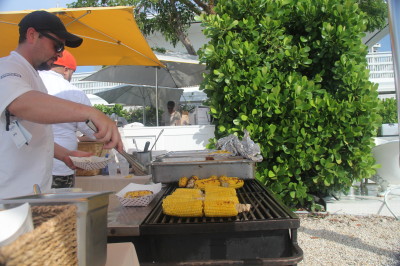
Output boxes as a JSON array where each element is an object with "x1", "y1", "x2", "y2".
[{"x1": 18, "y1": 10, "x2": 83, "y2": 48}]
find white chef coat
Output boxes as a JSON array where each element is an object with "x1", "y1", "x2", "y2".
[
  {"x1": 39, "y1": 70, "x2": 95, "y2": 176},
  {"x1": 0, "y1": 52, "x2": 53, "y2": 199}
]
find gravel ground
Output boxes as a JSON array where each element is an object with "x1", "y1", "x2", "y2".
[{"x1": 297, "y1": 214, "x2": 400, "y2": 266}]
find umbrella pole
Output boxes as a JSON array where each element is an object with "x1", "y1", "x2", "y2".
[
  {"x1": 143, "y1": 105, "x2": 146, "y2": 125},
  {"x1": 156, "y1": 68, "x2": 159, "y2": 126}
]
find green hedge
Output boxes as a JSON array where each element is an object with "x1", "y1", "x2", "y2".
[
  {"x1": 198, "y1": 0, "x2": 381, "y2": 208},
  {"x1": 378, "y1": 98, "x2": 398, "y2": 124}
]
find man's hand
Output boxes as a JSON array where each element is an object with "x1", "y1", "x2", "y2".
[
  {"x1": 63, "y1": 150, "x2": 93, "y2": 169},
  {"x1": 88, "y1": 110, "x2": 124, "y2": 152}
]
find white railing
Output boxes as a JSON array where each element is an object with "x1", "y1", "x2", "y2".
[
  {"x1": 367, "y1": 52, "x2": 394, "y2": 79},
  {"x1": 71, "y1": 72, "x2": 122, "y2": 94}
]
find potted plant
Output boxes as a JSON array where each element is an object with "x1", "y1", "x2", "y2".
[{"x1": 378, "y1": 98, "x2": 398, "y2": 136}]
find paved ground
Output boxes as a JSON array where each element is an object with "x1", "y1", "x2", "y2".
[{"x1": 324, "y1": 181, "x2": 400, "y2": 219}]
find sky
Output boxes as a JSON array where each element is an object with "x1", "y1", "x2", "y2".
[{"x1": 0, "y1": 0, "x2": 393, "y2": 72}]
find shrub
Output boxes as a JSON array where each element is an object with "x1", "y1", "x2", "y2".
[
  {"x1": 198, "y1": 0, "x2": 381, "y2": 208},
  {"x1": 378, "y1": 98, "x2": 398, "y2": 124}
]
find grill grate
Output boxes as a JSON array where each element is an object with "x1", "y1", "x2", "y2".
[{"x1": 141, "y1": 179, "x2": 299, "y2": 235}]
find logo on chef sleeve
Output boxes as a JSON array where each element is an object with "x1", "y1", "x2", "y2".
[{"x1": 1, "y1": 73, "x2": 22, "y2": 79}]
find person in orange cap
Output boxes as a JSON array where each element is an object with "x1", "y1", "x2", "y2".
[{"x1": 39, "y1": 50, "x2": 96, "y2": 188}]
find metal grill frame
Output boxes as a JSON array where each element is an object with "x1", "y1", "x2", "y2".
[{"x1": 140, "y1": 179, "x2": 300, "y2": 235}]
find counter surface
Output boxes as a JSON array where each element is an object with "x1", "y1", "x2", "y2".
[{"x1": 75, "y1": 174, "x2": 161, "y2": 236}]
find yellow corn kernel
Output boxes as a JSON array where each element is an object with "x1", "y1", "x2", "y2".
[
  {"x1": 204, "y1": 186, "x2": 237, "y2": 197},
  {"x1": 172, "y1": 188, "x2": 203, "y2": 198},
  {"x1": 204, "y1": 199, "x2": 238, "y2": 217},
  {"x1": 162, "y1": 196, "x2": 203, "y2": 217},
  {"x1": 194, "y1": 178, "x2": 221, "y2": 190},
  {"x1": 123, "y1": 190, "x2": 153, "y2": 198},
  {"x1": 205, "y1": 196, "x2": 239, "y2": 205},
  {"x1": 219, "y1": 176, "x2": 244, "y2": 189},
  {"x1": 178, "y1": 176, "x2": 189, "y2": 188}
]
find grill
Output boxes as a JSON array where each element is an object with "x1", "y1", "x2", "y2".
[{"x1": 131, "y1": 179, "x2": 303, "y2": 265}]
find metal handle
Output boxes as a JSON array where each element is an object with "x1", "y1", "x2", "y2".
[
  {"x1": 150, "y1": 129, "x2": 164, "y2": 151},
  {"x1": 143, "y1": 141, "x2": 150, "y2": 152}
]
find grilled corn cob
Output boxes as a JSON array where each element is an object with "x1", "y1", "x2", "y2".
[
  {"x1": 204, "y1": 186, "x2": 237, "y2": 197},
  {"x1": 204, "y1": 199, "x2": 238, "y2": 217},
  {"x1": 124, "y1": 190, "x2": 153, "y2": 198},
  {"x1": 194, "y1": 177, "x2": 221, "y2": 190},
  {"x1": 186, "y1": 175, "x2": 199, "y2": 188},
  {"x1": 171, "y1": 188, "x2": 203, "y2": 199},
  {"x1": 178, "y1": 176, "x2": 189, "y2": 188},
  {"x1": 162, "y1": 196, "x2": 203, "y2": 217},
  {"x1": 219, "y1": 176, "x2": 244, "y2": 189}
]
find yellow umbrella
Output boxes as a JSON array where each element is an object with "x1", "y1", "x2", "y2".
[{"x1": 0, "y1": 6, "x2": 163, "y2": 67}]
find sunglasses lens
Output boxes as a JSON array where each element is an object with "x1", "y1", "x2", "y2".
[
  {"x1": 56, "y1": 43, "x2": 64, "y2": 53},
  {"x1": 40, "y1": 32, "x2": 64, "y2": 53}
]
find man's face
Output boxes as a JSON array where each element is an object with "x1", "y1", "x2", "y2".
[{"x1": 35, "y1": 30, "x2": 65, "y2": 70}]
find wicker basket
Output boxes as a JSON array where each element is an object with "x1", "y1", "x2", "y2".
[
  {"x1": 0, "y1": 205, "x2": 78, "y2": 266},
  {"x1": 76, "y1": 142, "x2": 106, "y2": 176}
]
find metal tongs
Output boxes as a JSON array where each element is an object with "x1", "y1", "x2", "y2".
[{"x1": 85, "y1": 120, "x2": 148, "y2": 175}]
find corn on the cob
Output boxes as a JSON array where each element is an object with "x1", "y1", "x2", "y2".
[
  {"x1": 204, "y1": 199, "x2": 238, "y2": 217},
  {"x1": 194, "y1": 177, "x2": 221, "y2": 190},
  {"x1": 186, "y1": 175, "x2": 199, "y2": 188},
  {"x1": 219, "y1": 176, "x2": 244, "y2": 189},
  {"x1": 178, "y1": 176, "x2": 189, "y2": 188},
  {"x1": 204, "y1": 186, "x2": 237, "y2": 197},
  {"x1": 162, "y1": 196, "x2": 203, "y2": 217},
  {"x1": 123, "y1": 190, "x2": 153, "y2": 198},
  {"x1": 171, "y1": 188, "x2": 203, "y2": 199}
]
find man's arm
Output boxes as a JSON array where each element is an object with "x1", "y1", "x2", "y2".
[{"x1": 7, "y1": 90, "x2": 123, "y2": 151}]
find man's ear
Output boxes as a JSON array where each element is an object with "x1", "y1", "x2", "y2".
[{"x1": 26, "y1": 27, "x2": 38, "y2": 44}]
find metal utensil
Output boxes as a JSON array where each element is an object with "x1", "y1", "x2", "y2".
[
  {"x1": 133, "y1": 139, "x2": 139, "y2": 151},
  {"x1": 150, "y1": 129, "x2": 164, "y2": 151},
  {"x1": 85, "y1": 120, "x2": 148, "y2": 174},
  {"x1": 143, "y1": 141, "x2": 150, "y2": 152}
]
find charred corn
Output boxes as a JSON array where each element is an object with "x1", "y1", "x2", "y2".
[
  {"x1": 178, "y1": 176, "x2": 189, "y2": 188},
  {"x1": 194, "y1": 177, "x2": 221, "y2": 190},
  {"x1": 204, "y1": 199, "x2": 238, "y2": 217},
  {"x1": 162, "y1": 196, "x2": 203, "y2": 217},
  {"x1": 186, "y1": 175, "x2": 199, "y2": 188},
  {"x1": 219, "y1": 176, "x2": 244, "y2": 189}
]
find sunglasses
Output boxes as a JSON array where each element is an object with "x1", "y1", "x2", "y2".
[{"x1": 39, "y1": 32, "x2": 65, "y2": 53}]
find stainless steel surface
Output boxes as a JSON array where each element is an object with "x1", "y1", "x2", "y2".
[
  {"x1": 74, "y1": 174, "x2": 154, "y2": 237},
  {"x1": 0, "y1": 191, "x2": 111, "y2": 266},
  {"x1": 159, "y1": 149, "x2": 219, "y2": 157},
  {"x1": 107, "y1": 188, "x2": 166, "y2": 236},
  {"x1": 151, "y1": 158, "x2": 255, "y2": 183},
  {"x1": 133, "y1": 151, "x2": 152, "y2": 174}
]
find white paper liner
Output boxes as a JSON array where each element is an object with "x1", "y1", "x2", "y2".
[
  {"x1": 69, "y1": 156, "x2": 111, "y2": 170},
  {"x1": 116, "y1": 183, "x2": 162, "y2": 207}
]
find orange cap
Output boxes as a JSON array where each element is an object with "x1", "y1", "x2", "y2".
[{"x1": 54, "y1": 50, "x2": 77, "y2": 71}]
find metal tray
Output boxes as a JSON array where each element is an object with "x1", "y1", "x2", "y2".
[{"x1": 151, "y1": 159, "x2": 255, "y2": 183}]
